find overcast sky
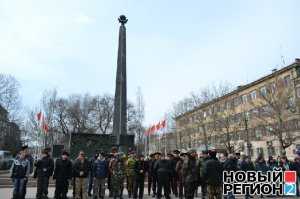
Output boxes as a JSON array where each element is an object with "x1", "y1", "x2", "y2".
[{"x1": 0, "y1": 0, "x2": 299, "y2": 125}]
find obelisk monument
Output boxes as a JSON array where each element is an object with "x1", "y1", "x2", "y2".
[{"x1": 113, "y1": 15, "x2": 128, "y2": 149}]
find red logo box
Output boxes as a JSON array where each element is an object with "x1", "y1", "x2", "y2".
[{"x1": 284, "y1": 171, "x2": 297, "y2": 183}]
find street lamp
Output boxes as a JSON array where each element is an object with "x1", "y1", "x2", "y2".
[{"x1": 244, "y1": 112, "x2": 252, "y2": 156}]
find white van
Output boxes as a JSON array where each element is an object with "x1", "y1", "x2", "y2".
[{"x1": 0, "y1": 150, "x2": 13, "y2": 170}]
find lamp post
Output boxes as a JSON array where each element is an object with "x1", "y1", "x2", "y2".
[{"x1": 244, "y1": 112, "x2": 252, "y2": 156}]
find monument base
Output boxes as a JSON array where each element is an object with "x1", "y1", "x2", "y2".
[{"x1": 70, "y1": 133, "x2": 134, "y2": 159}]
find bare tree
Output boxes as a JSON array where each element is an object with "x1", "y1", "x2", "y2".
[
  {"x1": 134, "y1": 87, "x2": 145, "y2": 154},
  {"x1": 0, "y1": 74, "x2": 21, "y2": 121},
  {"x1": 249, "y1": 75, "x2": 297, "y2": 155},
  {"x1": 90, "y1": 95, "x2": 114, "y2": 134}
]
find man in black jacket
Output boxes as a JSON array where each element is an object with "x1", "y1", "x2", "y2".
[
  {"x1": 53, "y1": 150, "x2": 72, "y2": 199},
  {"x1": 171, "y1": 150, "x2": 181, "y2": 197},
  {"x1": 198, "y1": 150, "x2": 209, "y2": 198},
  {"x1": 151, "y1": 152, "x2": 161, "y2": 197},
  {"x1": 154, "y1": 153, "x2": 173, "y2": 199},
  {"x1": 201, "y1": 150, "x2": 223, "y2": 199},
  {"x1": 73, "y1": 151, "x2": 90, "y2": 199},
  {"x1": 88, "y1": 151, "x2": 99, "y2": 197},
  {"x1": 147, "y1": 154, "x2": 155, "y2": 196},
  {"x1": 21, "y1": 145, "x2": 34, "y2": 199},
  {"x1": 133, "y1": 154, "x2": 147, "y2": 199},
  {"x1": 34, "y1": 149, "x2": 54, "y2": 199}
]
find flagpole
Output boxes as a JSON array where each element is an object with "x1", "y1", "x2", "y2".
[{"x1": 164, "y1": 125, "x2": 167, "y2": 156}]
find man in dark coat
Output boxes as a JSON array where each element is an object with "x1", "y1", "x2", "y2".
[
  {"x1": 223, "y1": 153, "x2": 239, "y2": 199},
  {"x1": 171, "y1": 150, "x2": 181, "y2": 197},
  {"x1": 147, "y1": 153, "x2": 155, "y2": 196},
  {"x1": 176, "y1": 152, "x2": 186, "y2": 199},
  {"x1": 239, "y1": 155, "x2": 254, "y2": 199},
  {"x1": 223, "y1": 153, "x2": 239, "y2": 172},
  {"x1": 21, "y1": 145, "x2": 33, "y2": 199},
  {"x1": 182, "y1": 149, "x2": 200, "y2": 199},
  {"x1": 154, "y1": 153, "x2": 172, "y2": 199},
  {"x1": 53, "y1": 150, "x2": 72, "y2": 199},
  {"x1": 201, "y1": 150, "x2": 223, "y2": 199},
  {"x1": 151, "y1": 152, "x2": 161, "y2": 197},
  {"x1": 133, "y1": 154, "x2": 147, "y2": 199},
  {"x1": 34, "y1": 149, "x2": 54, "y2": 199},
  {"x1": 198, "y1": 150, "x2": 209, "y2": 198},
  {"x1": 73, "y1": 151, "x2": 90, "y2": 199},
  {"x1": 88, "y1": 151, "x2": 99, "y2": 197}
]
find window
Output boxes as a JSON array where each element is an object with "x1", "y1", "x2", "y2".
[
  {"x1": 267, "y1": 146, "x2": 275, "y2": 156},
  {"x1": 255, "y1": 128, "x2": 261, "y2": 140},
  {"x1": 234, "y1": 97, "x2": 241, "y2": 106},
  {"x1": 296, "y1": 66, "x2": 300, "y2": 77},
  {"x1": 288, "y1": 97, "x2": 295, "y2": 108},
  {"x1": 256, "y1": 147, "x2": 264, "y2": 157},
  {"x1": 284, "y1": 75, "x2": 291, "y2": 86},
  {"x1": 260, "y1": 86, "x2": 267, "y2": 96},
  {"x1": 296, "y1": 87, "x2": 300, "y2": 98},
  {"x1": 242, "y1": 95, "x2": 248, "y2": 104},
  {"x1": 250, "y1": 91, "x2": 257, "y2": 100},
  {"x1": 270, "y1": 82, "x2": 276, "y2": 93}
]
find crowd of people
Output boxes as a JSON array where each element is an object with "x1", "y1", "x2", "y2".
[{"x1": 9, "y1": 145, "x2": 300, "y2": 199}]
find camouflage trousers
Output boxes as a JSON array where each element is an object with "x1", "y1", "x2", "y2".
[
  {"x1": 111, "y1": 177, "x2": 124, "y2": 198},
  {"x1": 74, "y1": 178, "x2": 88, "y2": 199},
  {"x1": 127, "y1": 175, "x2": 135, "y2": 197},
  {"x1": 207, "y1": 185, "x2": 222, "y2": 199}
]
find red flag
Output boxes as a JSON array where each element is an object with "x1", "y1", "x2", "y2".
[
  {"x1": 150, "y1": 125, "x2": 156, "y2": 134},
  {"x1": 161, "y1": 120, "x2": 166, "y2": 129},
  {"x1": 43, "y1": 123, "x2": 49, "y2": 133},
  {"x1": 156, "y1": 122, "x2": 161, "y2": 131},
  {"x1": 37, "y1": 112, "x2": 42, "y2": 121},
  {"x1": 41, "y1": 115, "x2": 49, "y2": 134}
]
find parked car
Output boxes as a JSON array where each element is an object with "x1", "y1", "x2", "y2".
[{"x1": 0, "y1": 150, "x2": 13, "y2": 170}]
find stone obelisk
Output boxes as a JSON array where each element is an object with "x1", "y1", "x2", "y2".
[{"x1": 113, "y1": 15, "x2": 128, "y2": 149}]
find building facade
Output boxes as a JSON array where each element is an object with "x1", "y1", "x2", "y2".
[{"x1": 175, "y1": 59, "x2": 300, "y2": 159}]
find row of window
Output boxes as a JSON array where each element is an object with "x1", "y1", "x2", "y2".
[
  {"x1": 179, "y1": 75, "x2": 294, "y2": 126},
  {"x1": 182, "y1": 119, "x2": 300, "y2": 143}
]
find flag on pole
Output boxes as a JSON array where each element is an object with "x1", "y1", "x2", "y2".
[
  {"x1": 41, "y1": 116, "x2": 49, "y2": 134},
  {"x1": 43, "y1": 123, "x2": 49, "y2": 133},
  {"x1": 161, "y1": 120, "x2": 166, "y2": 129},
  {"x1": 37, "y1": 112, "x2": 42, "y2": 121},
  {"x1": 150, "y1": 125, "x2": 156, "y2": 134},
  {"x1": 156, "y1": 122, "x2": 161, "y2": 131}
]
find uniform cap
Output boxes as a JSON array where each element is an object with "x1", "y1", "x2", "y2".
[{"x1": 173, "y1": 150, "x2": 181, "y2": 154}]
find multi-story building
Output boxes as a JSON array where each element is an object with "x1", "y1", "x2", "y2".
[{"x1": 175, "y1": 58, "x2": 300, "y2": 159}]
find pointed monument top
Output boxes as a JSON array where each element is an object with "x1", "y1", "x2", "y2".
[{"x1": 118, "y1": 15, "x2": 128, "y2": 25}]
